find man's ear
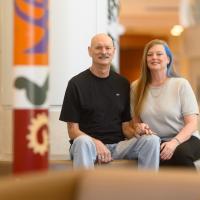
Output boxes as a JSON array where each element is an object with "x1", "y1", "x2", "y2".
[
  {"x1": 88, "y1": 46, "x2": 92, "y2": 57},
  {"x1": 112, "y1": 46, "x2": 116, "y2": 55}
]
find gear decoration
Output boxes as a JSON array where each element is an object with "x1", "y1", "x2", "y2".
[{"x1": 27, "y1": 113, "x2": 48, "y2": 155}]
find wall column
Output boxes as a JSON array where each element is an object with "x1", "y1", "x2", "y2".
[{"x1": 13, "y1": 0, "x2": 49, "y2": 174}]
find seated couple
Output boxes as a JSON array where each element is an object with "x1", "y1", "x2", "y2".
[{"x1": 60, "y1": 34, "x2": 200, "y2": 170}]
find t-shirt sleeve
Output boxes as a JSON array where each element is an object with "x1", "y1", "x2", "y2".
[
  {"x1": 180, "y1": 79, "x2": 199, "y2": 116},
  {"x1": 59, "y1": 80, "x2": 81, "y2": 122}
]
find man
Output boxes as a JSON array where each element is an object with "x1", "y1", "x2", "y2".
[{"x1": 59, "y1": 33, "x2": 160, "y2": 170}]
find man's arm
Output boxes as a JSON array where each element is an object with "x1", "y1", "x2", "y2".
[
  {"x1": 122, "y1": 121, "x2": 136, "y2": 139},
  {"x1": 67, "y1": 122, "x2": 85, "y2": 140}
]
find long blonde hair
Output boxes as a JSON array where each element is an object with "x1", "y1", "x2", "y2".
[{"x1": 132, "y1": 39, "x2": 178, "y2": 117}]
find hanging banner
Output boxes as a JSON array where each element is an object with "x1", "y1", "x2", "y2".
[
  {"x1": 14, "y1": 0, "x2": 48, "y2": 65},
  {"x1": 13, "y1": 0, "x2": 49, "y2": 174}
]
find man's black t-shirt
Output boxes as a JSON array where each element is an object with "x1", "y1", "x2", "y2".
[{"x1": 59, "y1": 69, "x2": 131, "y2": 144}]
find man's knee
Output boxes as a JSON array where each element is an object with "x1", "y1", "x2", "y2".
[
  {"x1": 72, "y1": 135, "x2": 95, "y2": 153},
  {"x1": 73, "y1": 135, "x2": 93, "y2": 146},
  {"x1": 70, "y1": 135, "x2": 96, "y2": 168}
]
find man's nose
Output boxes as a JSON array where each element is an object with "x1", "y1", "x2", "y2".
[{"x1": 101, "y1": 47, "x2": 107, "y2": 53}]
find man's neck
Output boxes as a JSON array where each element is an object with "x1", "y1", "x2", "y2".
[{"x1": 90, "y1": 65, "x2": 110, "y2": 78}]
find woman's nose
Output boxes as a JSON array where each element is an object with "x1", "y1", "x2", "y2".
[{"x1": 151, "y1": 53, "x2": 158, "y2": 59}]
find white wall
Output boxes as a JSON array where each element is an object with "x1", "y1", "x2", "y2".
[
  {"x1": 0, "y1": 0, "x2": 110, "y2": 160},
  {"x1": 0, "y1": 0, "x2": 14, "y2": 161},
  {"x1": 49, "y1": 0, "x2": 107, "y2": 106}
]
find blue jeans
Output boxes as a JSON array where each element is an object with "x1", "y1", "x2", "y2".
[{"x1": 70, "y1": 134, "x2": 160, "y2": 170}]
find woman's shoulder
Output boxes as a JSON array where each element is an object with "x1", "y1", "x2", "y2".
[
  {"x1": 168, "y1": 77, "x2": 193, "y2": 93},
  {"x1": 169, "y1": 77, "x2": 189, "y2": 85}
]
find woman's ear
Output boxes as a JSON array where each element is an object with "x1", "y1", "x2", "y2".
[{"x1": 167, "y1": 56, "x2": 170, "y2": 65}]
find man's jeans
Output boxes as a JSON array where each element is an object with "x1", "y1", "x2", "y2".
[{"x1": 70, "y1": 134, "x2": 160, "y2": 170}]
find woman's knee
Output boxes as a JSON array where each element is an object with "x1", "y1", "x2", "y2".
[{"x1": 172, "y1": 144, "x2": 195, "y2": 166}]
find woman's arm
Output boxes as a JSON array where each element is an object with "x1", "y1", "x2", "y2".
[
  {"x1": 174, "y1": 114, "x2": 198, "y2": 144},
  {"x1": 160, "y1": 114, "x2": 198, "y2": 160}
]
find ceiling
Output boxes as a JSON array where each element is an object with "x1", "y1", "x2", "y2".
[{"x1": 119, "y1": 0, "x2": 181, "y2": 36}]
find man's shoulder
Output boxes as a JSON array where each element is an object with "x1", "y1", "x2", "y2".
[{"x1": 70, "y1": 69, "x2": 90, "y2": 83}]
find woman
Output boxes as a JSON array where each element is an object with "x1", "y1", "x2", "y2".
[{"x1": 131, "y1": 39, "x2": 200, "y2": 168}]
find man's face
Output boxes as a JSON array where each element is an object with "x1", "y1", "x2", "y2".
[{"x1": 88, "y1": 35, "x2": 115, "y2": 67}]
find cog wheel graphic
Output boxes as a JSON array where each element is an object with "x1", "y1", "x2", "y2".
[{"x1": 27, "y1": 113, "x2": 48, "y2": 156}]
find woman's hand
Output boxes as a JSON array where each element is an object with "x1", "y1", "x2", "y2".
[
  {"x1": 160, "y1": 139, "x2": 179, "y2": 160},
  {"x1": 134, "y1": 123, "x2": 153, "y2": 135}
]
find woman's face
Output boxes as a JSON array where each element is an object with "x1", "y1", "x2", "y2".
[{"x1": 146, "y1": 44, "x2": 170, "y2": 72}]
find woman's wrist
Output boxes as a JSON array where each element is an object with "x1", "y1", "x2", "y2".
[{"x1": 173, "y1": 137, "x2": 181, "y2": 145}]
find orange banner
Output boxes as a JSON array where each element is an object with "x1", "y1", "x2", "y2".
[{"x1": 14, "y1": 0, "x2": 48, "y2": 65}]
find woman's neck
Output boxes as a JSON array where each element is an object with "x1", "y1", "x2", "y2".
[{"x1": 150, "y1": 72, "x2": 168, "y2": 86}]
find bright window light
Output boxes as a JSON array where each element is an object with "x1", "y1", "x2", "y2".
[{"x1": 170, "y1": 25, "x2": 184, "y2": 36}]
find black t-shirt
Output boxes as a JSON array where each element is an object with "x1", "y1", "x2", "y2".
[{"x1": 59, "y1": 69, "x2": 131, "y2": 144}]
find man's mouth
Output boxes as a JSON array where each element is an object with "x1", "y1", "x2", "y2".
[{"x1": 99, "y1": 55, "x2": 110, "y2": 59}]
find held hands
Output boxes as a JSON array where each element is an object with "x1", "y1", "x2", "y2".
[
  {"x1": 160, "y1": 139, "x2": 179, "y2": 160},
  {"x1": 134, "y1": 123, "x2": 153, "y2": 136},
  {"x1": 93, "y1": 138, "x2": 112, "y2": 164}
]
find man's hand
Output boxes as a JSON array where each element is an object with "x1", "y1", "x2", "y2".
[{"x1": 92, "y1": 138, "x2": 112, "y2": 164}]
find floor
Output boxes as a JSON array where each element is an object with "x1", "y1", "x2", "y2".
[
  {"x1": 0, "y1": 160, "x2": 73, "y2": 177},
  {"x1": 0, "y1": 160, "x2": 137, "y2": 177},
  {"x1": 0, "y1": 159, "x2": 199, "y2": 177}
]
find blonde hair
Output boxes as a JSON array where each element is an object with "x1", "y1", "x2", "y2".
[{"x1": 132, "y1": 39, "x2": 178, "y2": 117}]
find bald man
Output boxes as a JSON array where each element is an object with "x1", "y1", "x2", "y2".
[{"x1": 59, "y1": 33, "x2": 160, "y2": 170}]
